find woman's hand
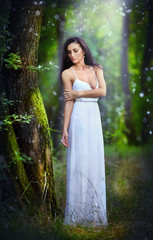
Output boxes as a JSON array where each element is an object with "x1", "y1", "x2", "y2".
[
  {"x1": 61, "y1": 130, "x2": 69, "y2": 147},
  {"x1": 64, "y1": 89, "x2": 78, "y2": 101}
]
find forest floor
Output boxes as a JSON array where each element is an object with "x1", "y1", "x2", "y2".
[{"x1": 1, "y1": 143, "x2": 153, "y2": 240}]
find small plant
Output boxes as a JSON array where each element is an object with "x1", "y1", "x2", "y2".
[
  {"x1": 0, "y1": 113, "x2": 34, "y2": 131},
  {"x1": 0, "y1": 97, "x2": 34, "y2": 130},
  {"x1": 4, "y1": 52, "x2": 22, "y2": 70},
  {"x1": 9, "y1": 151, "x2": 33, "y2": 167},
  {"x1": 27, "y1": 61, "x2": 59, "y2": 72},
  {"x1": 3, "y1": 52, "x2": 59, "y2": 72},
  {"x1": 103, "y1": 130, "x2": 114, "y2": 143},
  {"x1": 0, "y1": 97, "x2": 16, "y2": 107}
]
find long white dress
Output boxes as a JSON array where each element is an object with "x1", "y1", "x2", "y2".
[{"x1": 64, "y1": 66, "x2": 107, "y2": 226}]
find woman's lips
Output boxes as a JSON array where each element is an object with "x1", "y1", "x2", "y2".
[{"x1": 72, "y1": 58, "x2": 77, "y2": 61}]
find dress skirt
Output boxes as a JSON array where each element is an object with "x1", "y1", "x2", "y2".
[{"x1": 64, "y1": 98, "x2": 107, "y2": 226}]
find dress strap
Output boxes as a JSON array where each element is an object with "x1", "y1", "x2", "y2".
[
  {"x1": 71, "y1": 67, "x2": 77, "y2": 79},
  {"x1": 90, "y1": 66, "x2": 98, "y2": 84}
]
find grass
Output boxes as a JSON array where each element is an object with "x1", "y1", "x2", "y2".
[{"x1": 1, "y1": 143, "x2": 153, "y2": 239}]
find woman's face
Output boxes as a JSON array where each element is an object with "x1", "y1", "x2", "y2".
[{"x1": 67, "y1": 42, "x2": 85, "y2": 64}]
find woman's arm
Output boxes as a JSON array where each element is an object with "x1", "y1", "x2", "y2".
[
  {"x1": 64, "y1": 67, "x2": 106, "y2": 101},
  {"x1": 61, "y1": 70, "x2": 74, "y2": 147}
]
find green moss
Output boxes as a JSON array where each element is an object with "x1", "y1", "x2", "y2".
[
  {"x1": 29, "y1": 88, "x2": 50, "y2": 133},
  {"x1": 26, "y1": 87, "x2": 57, "y2": 213},
  {"x1": 6, "y1": 125, "x2": 35, "y2": 207}
]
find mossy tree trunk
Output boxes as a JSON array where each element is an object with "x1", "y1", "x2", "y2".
[{"x1": 2, "y1": 0, "x2": 57, "y2": 216}]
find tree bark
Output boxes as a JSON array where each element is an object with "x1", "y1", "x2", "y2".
[
  {"x1": 1, "y1": 0, "x2": 57, "y2": 215},
  {"x1": 52, "y1": 0, "x2": 67, "y2": 151},
  {"x1": 52, "y1": 9, "x2": 65, "y2": 150},
  {"x1": 121, "y1": 0, "x2": 135, "y2": 143},
  {"x1": 140, "y1": 0, "x2": 153, "y2": 143}
]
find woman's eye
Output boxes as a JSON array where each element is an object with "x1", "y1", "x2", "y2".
[{"x1": 67, "y1": 50, "x2": 78, "y2": 54}]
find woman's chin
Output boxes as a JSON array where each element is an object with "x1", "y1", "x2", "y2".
[{"x1": 72, "y1": 59, "x2": 78, "y2": 64}]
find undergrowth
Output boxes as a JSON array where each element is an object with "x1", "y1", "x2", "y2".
[{"x1": 1, "y1": 143, "x2": 153, "y2": 239}]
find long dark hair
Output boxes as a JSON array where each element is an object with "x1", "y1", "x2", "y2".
[{"x1": 60, "y1": 36, "x2": 102, "y2": 75}]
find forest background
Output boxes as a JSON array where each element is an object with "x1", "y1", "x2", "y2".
[{"x1": 0, "y1": 0, "x2": 153, "y2": 239}]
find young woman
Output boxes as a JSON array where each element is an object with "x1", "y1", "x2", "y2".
[{"x1": 61, "y1": 36, "x2": 107, "y2": 226}]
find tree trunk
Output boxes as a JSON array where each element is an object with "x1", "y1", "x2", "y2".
[
  {"x1": 52, "y1": 12, "x2": 65, "y2": 150},
  {"x1": 140, "y1": 0, "x2": 153, "y2": 143},
  {"x1": 121, "y1": 0, "x2": 135, "y2": 143},
  {"x1": 52, "y1": 0, "x2": 66, "y2": 151},
  {"x1": 1, "y1": 0, "x2": 57, "y2": 215}
]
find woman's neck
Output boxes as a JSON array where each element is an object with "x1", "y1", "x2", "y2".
[{"x1": 73, "y1": 62, "x2": 90, "y2": 70}]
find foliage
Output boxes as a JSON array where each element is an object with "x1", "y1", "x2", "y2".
[
  {"x1": 1, "y1": 97, "x2": 16, "y2": 106},
  {"x1": 4, "y1": 52, "x2": 22, "y2": 70},
  {"x1": 0, "y1": 97, "x2": 34, "y2": 131},
  {"x1": 111, "y1": 106, "x2": 129, "y2": 147},
  {"x1": 0, "y1": 113, "x2": 34, "y2": 131},
  {"x1": 103, "y1": 104, "x2": 129, "y2": 147},
  {"x1": 3, "y1": 52, "x2": 59, "y2": 72},
  {"x1": 0, "y1": 16, "x2": 14, "y2": 59},
  {"x1": 27, "y1": 62, "x2": 59, "y2": 72},
  {"x1": 8, "y1": 151, "x2": 33, "y2": 167}
]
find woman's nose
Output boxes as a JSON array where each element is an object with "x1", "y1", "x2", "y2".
[{"x1": 71, "y1": 52, "x2": 75, "y2": 57}]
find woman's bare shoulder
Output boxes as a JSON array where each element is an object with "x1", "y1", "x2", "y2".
[
  {"x1": 62, "y1": 68, "x2": 73, "y2": 76},
  {"x1": 61, "y1": 68, "x2": 73, "y2": 79},
  {"x1": 93, "y1": 65, "x2": 104, "y2": 73}
]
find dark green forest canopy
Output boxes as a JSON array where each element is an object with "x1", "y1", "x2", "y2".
[{"x1": 38, "y1": 0, "x2": 153, "y2": 145}]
